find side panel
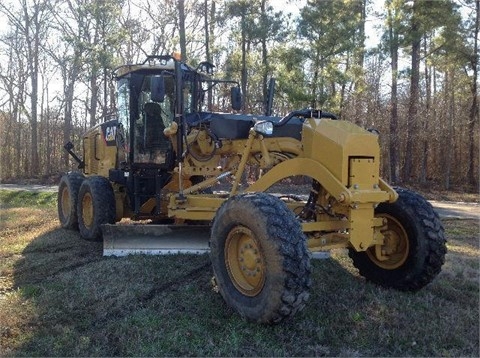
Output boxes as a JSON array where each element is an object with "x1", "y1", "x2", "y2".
[{"x1": 83, "y1": 120, "x2": 118, "y2": 177}]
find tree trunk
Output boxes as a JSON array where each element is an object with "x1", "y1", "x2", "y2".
[
  {"x1": 310, "y1": 47, "x2": 321, "y2": 109},
  {"x1": 403, "y1": 4, "x2": 421, "y2": 182},
  {"x1": 420, "y1": 34, "x2": 431, "y2": 185},
  {"x1": 353, "y1": 0, "x2": 366, "y2": 125},
  {"x1": 26, "y1": 3, "x2": 41, "y2": 177},
  {"x1": 241, "y1": 13, "x2": 247, "y2": 113},
  {"x1": 260, "y1": 0, "x2": 268, "y2": 112},
  {"x1": 178, "y1": 0, "x2": 187, "y2": 61},
  {"x1": 63, "y1": 64, "x2": 79, "y2": 167},
  {"x1": 89, "y1": 71, "x2": 98, "y2": 127},
  {"x1": 467, "y1": 0, "x2": 479, "y2": 186},
  {"x1": 204, "y1": 0, "x2": 213, "y2": 110},
  {"x1": 444, "y1": 70, "x2": 455, "y2": 190},
  {"x1": 388, "y1": 6, "x2": 400, "y2": 184}
]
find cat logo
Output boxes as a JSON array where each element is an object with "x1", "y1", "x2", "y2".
[
  {"x1": 101, "y1": 120, "x2": 118, "y2": 146},
  {"x1": 105, "y1": 126, "x2": 116, "y2": 142}
]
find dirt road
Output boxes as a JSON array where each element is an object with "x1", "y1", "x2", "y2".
[
  {"x1": 429, "y1": 200, "x2": 478, "y2": 220},
  {"x1": 0, "y1": 183, "x2": 58, "y2": 192}
]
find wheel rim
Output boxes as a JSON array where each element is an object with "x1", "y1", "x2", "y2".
[
  {"x1": 367, "y1": 214, "x2": 409, "y2": 270},
  {"x1": 61, "y1": 186, "x2": 71, "y2": 219},
  {"x1": 224, "y1": 226, "x2": 266, "y2": 297},
  {"x1": 81, "y1": 192, "x2": 94, "y2": 229}
]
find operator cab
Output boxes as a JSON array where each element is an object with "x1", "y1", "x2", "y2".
[
  {"x1": 113, "y1": 55, "x2": 223, "y2": 217},
  {"x1": 114, "y1": 56, "x2": 211, "y2": 170},
  {"x1": 116, "y1": 71, "x2": 176, "y2": 170}
]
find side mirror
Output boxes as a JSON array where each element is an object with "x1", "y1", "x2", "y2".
[
  {"x1": 231, "y1": 86, "x2": 242, "y2": 111},
  {"x1": 151, "y1": 76, "x2": 165, "y2": 103}
]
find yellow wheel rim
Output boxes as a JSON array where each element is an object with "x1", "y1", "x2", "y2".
[
  {"x1": 81, "y1": 192, "x2": 94, "y2": 229},
  {"x1": 225, "y1": 226, "x2": 266, "y2": 297},
  {"x1": 367, "y1": 214, "x2": 410, "y2": 270},
  {"x1": 61, "y1": 186, "x2": 71, "y2": 218}
]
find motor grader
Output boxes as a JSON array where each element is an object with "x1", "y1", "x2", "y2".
[{"x1": 58, "y1": 54, "x2": 446, "y2": 324}]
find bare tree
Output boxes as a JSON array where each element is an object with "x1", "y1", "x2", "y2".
[
  {"x1": 0, "y1": 0, "x2": 53, "y2": 176},
  {"x1": 0, "y1": 27, "x2": 28, "y2": 178},
  {"x1": 47, "y1": 0, "x2": 86, "y2": 166}
]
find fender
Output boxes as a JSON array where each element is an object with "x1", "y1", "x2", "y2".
[
  {"x1": 245, "y1": 157, "x2": 397, "y2": 205},
  {"x1": 245, "y1": 157, "x2": 351, "y2": 203}
]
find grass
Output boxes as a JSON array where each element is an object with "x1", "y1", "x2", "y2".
[
  {"x1": 0, "y1": 189, "x2": 479, "y2": 356},
  {"x1": 0, "y1": 190, "x2": 57, "y2": 209}
]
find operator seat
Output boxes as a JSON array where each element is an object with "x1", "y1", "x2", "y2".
[{"x1": 144, "y1": 102, "x2": 168, "y2": 150}]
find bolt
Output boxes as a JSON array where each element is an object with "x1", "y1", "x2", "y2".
[{"x1": 353, "y1": 184, "x2": 359, "y2": 190}]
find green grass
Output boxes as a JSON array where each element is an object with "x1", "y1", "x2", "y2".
[
  {"x1": 0, "y1": 190, "x2": 57, "y2": 209},
  {"x1": 0, "y1": 191, "x2": 479, "y2": 356}
]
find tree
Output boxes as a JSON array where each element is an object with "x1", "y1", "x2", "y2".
[
  {"x1": 178, "y1": 0, "x2": 187, "y2": 61},
  {"x1": 203, "y1": 0, "x2": 218, "y2": 110},
  {"x1": 0, "y1": 25, "x2": 29, "y2": 178},
  {"x1": 48, "y1": 0, "x2": 86, "y2": 166},
  {"x1": 0, "y1": 0, "x2": 53, "y2": 176},
  {"x1": 0, "y1": 0, "x2": 476, "y2": 188},
  {"x1": 466, "y1": 0, "x2": 479, "y2": 186},
  {"x1": 384, "y1": 0, "x2": 403, "y2": 183},
  {"x1": 225, "y1": 0, "x2": 258, "y2": 113},
  {"x1": 403, "y1": 0, "x2": 459, "y2": 182},
  {"x1": 298, "y1": 0, "x2": 365, "y2": 114},
  {"x1": 82, "y1": 0, "x2": 124, "y2": 126},
  {"x1": 117, "y1": 2, "x2": 150, "y2": 64},
  {"x1": 256, "y1": 0, "x2": 285, "y2": 113}
]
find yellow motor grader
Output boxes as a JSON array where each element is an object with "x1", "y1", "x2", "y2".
[{"x1": 58, "y1": 55, "x2": 446, "y2": 324}]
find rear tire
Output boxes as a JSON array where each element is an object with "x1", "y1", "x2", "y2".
[
  {"x1": 77, "y1": 176, "x2": 116, "y2": 241},
  {"x1": 210, "y1": 193, "x2": 311, "y2": 324},
  {"x1": 57, "y1": 172, "x2": 84, "y2": 230},
  {"x1": 348, "y1": 187, "x2": 446, "y2": 291}
]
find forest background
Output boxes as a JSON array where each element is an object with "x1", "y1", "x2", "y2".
[{"x1": 0, "y1": 0, "x2": 478, "y2": 190}]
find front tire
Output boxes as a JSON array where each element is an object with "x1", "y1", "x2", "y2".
[
  {"x1": 77, "y1": 176, "x2": 116, "y2": 241},
  {"x1": 348, "y1": 187, "x2": 447, "y2": 291},
  {"x1": 210, "y1": 193, "x2": 311, "y2": 324},
  {"x1": 57, "y1": 172, "x2": 84, "y2": 230}
]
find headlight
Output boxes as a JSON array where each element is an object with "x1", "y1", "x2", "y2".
[{"x1": 253, "y1": 121, "x2": 273, "y2": 135}]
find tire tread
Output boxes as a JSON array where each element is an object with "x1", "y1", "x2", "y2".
[
  {"x1": 211, "y1": 192, "x2": 311, "y2": 324},
  {"x1": 349, "y1": 187, "x2": 446, "y2": 291}
]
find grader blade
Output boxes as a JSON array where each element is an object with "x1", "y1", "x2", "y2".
[{"x1": 102, "y1": 224, "x2": 211, "y2": 257}]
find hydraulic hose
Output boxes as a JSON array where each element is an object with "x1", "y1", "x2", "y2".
[{"x1": 275, "y1": 109, "x2": 338, "y2": 127}]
